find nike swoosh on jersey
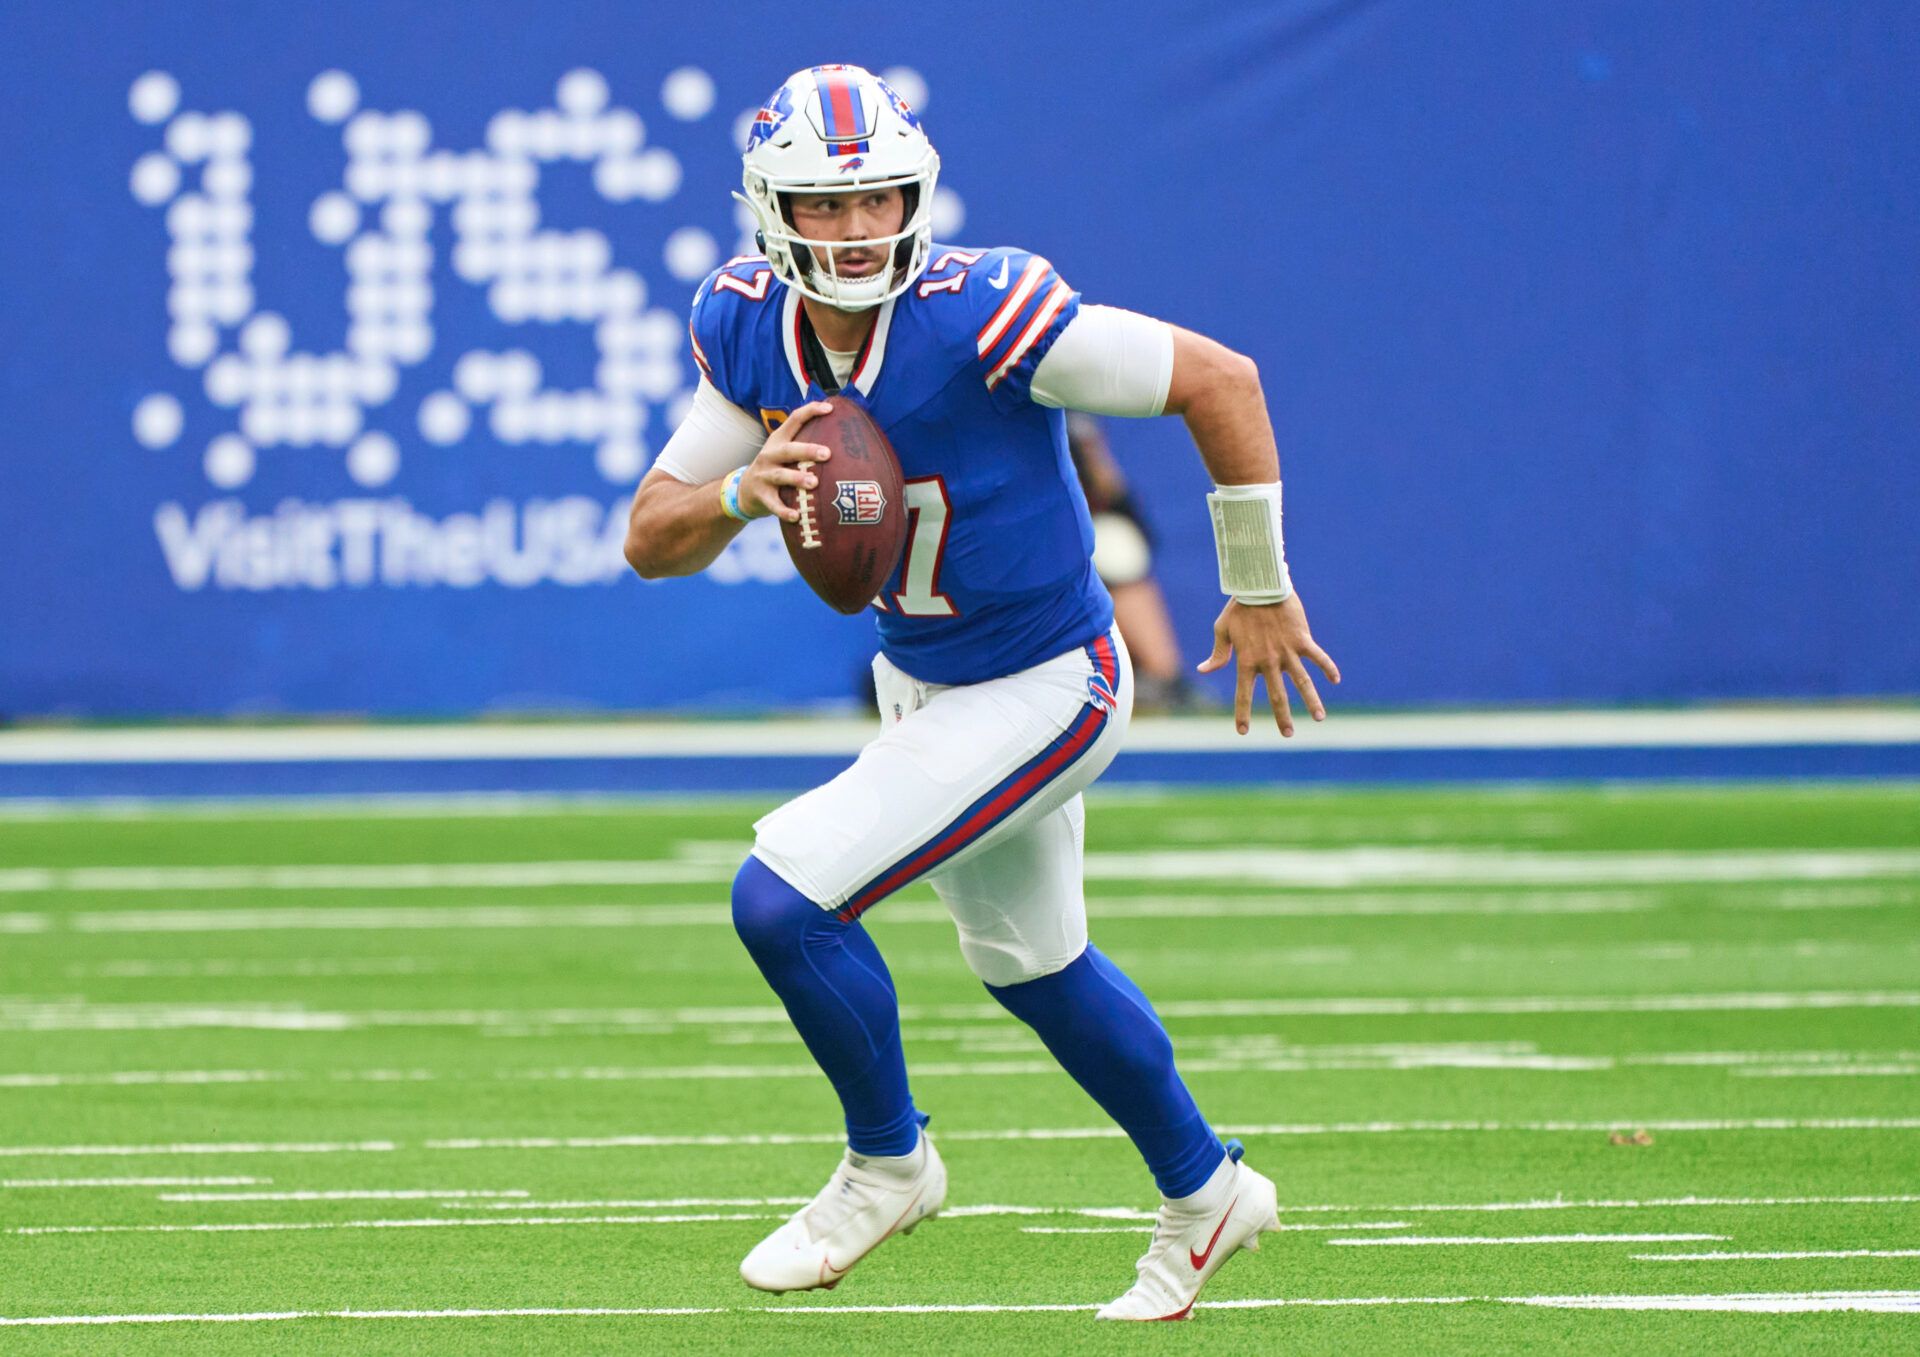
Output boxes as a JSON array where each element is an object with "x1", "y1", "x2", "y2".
[
  {"x1": 988, "y1": 257, "x2": 1010, "y2": 288},
  {"x1": 1188, "y1": 1195, "x2": 1239, "y2": 1271}
]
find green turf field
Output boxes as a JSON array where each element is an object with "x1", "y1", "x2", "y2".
[{"x1": 1, "y1": 782, "x2": 1917, "y2": 1354}]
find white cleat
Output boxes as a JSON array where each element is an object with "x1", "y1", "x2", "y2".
[
  {"x1": 1096, "y1": 1149, "x2": 1279, "y2": 1321},
  {"x1": 739, "y1": 1132, "x2": 946, "y2": 1293}
]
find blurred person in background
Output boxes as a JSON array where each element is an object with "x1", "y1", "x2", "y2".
[{"x1": 1068, "y1": 412, "x2": 1208, "y2": 713}]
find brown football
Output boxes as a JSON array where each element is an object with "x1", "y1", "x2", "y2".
[{"x1": 778, "y1": 397, "x2": 908, "y2": 615}]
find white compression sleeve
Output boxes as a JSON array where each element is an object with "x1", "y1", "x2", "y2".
[
  {"x1": 1030, "y1": 304, "x2": 1175, "y2": 417},
  {"x1": 650, "y1": 377, "x2": 769, "y2": 485}
]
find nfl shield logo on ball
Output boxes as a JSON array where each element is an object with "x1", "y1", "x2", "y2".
[{"x1": 834, "y1": 481, "x2": 887, "y2": 525}]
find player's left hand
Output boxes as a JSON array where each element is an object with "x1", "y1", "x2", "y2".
[{"x1": 1197, "y1": 594, "x2": 1341, "y2": 737}]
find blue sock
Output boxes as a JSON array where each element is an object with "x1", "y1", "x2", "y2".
[
  {"x1": 986, "y1": 944, "x2": 1225, "y2": 1197},
  {"x1": 730, "y1": 855, "x2": 924, "y2": 1156}
]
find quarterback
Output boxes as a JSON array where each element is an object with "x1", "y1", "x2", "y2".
[{"x1": 625, "y1": 64, "x2": 1338, "y2": 1320}]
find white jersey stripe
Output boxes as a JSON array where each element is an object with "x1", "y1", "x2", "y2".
[
  {"x1": 987, "y1": 281, "x2": 1073, "y2": 390},
  {"x1": 851, "y1": 296, "x2": 896, "y2": 396},
  {"x1": 975, "y1": 258, "x2": 1050, "y2": 356}
]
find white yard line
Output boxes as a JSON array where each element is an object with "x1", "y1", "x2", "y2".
[
  {"x1": 0, "y1": 1140, "x2": 397, "y2": 1159},
  {"x1": 1085, "y1": 891, "x2": 1660, "y2": 919},
  {"x1": 2, "y1": 1292, "x2": 1917, "y2": 1325},
  {"x1": 0, "y1": 1069, "x2": 444, "y2": 1087},
  {"x1": 7, "y1": 1118, "x2": 1919, "y2": 1161},
  {"x1": 1329, "y1": 1232, "x2": 1727, "y2": 1246},
  {"x1": 1025, "y1": 1221, "x2": 1414, "y2": 1235},
  {"x1": 70, "y1": 958, "x2": 436, "y2": 979},
  {"x1": 28, "y1": 1046, "x2": 1868, "y2": 1088},
  {"x1": 428, "y1": 1118, "x2": 1920, "y2": 1152},
  {"x1": 1273, "y1": 1193, "x2": 1920, "y2": 1215},
  {"x1": 12, "y1": 845, "x2": 1920, "y2": 896},
  {"x1": 6, "y1": 708, "x2": 1917, "y2": 763},
  {"x1": 764, "y1": 1291, "x2": 1920, "y2": 1315},
  {"x1": 56, "y1": 894, "x2": 1664, "y2": 934},
  {"x1": 1748, "y1": 886, "x2": 1920, "y2": 910},
  {"x1": 0, "y1": 1307, "x2": 724, "y2": 1326},
  {"x1": 1638, "y1": 1249, "x2": 1920, "y2": 1261},
  {"x1": 448, "y1": 1197, "x2": 812, "y2": 1210},
  {"x1": 1082, "y1": 847, "x2": 1920, "y2": 888},
  {"x1": 1155, "y1": 993, "x2": 1920, "y2": 1018},
  {"x1": 0, "y1": 793, "x2": 755, "y2": 822},
  {"x1": 0, "y1": 862, "x2": 731, "y2": 893},
  {"x1": 2, "y1": 1177, "x2": 268, "y2": 1188},
  {"x1": 69, "y1": 904, "x2": 730, "y2": 933},
  {"x1": 1512, "y1": 1291, "x2": 1920, "y2": 1312},
  {"x1": 9, "y1": 1214, "x2": 777, "y2": 1236},
  {"x1": 7, "y1": 990, "x2": 1916, "y2": 1035},
  {"x1": 37, "y1": 884, "x2": 1920, "y2": 935},
  {"x1": 1734, "y1": 1065, "x2": 1920, "y2": 1078},
  {"x1": 157, "y1": 1190, "x2": 529, "y2": 1203},
  {"x1": 0, "y1": 1070, "x2": 287, "y2": 1088}
]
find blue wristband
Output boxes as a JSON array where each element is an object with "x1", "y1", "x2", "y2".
[{"x1": 720, "y1": 467, "x2": 752, "y2": 523}]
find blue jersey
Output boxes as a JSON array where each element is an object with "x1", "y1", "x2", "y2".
[{"x1": 689, "y1": 245, "x2": 1114, "y2": 686}]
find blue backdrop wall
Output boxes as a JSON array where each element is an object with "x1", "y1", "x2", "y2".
[{"x1": 3, "y1": 1, "x2": 1916, "y2": 716}]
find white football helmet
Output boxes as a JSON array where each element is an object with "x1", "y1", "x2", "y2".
[{"x1": 737, "y1": 64, "x2": 940, "y2": 312}]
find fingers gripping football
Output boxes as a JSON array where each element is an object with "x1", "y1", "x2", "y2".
[{"x1": 741, "y1": 402, "x2": 834, "y2": 523}]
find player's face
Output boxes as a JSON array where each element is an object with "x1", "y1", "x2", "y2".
[{"x1": 786, "y1": 187, "x2": 906, "y2": 282}]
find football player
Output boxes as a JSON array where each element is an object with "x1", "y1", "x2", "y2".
[{"x1": 624, "y1": 63, "x2": 1339, "y2": 1321}]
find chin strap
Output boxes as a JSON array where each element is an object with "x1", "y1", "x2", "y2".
[{"x1": 795, "y1": 309, "x2": 844, "y2": 395}]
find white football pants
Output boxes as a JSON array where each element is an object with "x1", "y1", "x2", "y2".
[{"x1": 751, "y1": 626, "x2": 1132, "y2": 986}]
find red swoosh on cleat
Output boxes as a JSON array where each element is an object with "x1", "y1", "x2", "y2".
[
  {"x1": 820, "y1": 1186, "x2": 928, "y2": 1282},
  {"x1": 1188, "y1": 1195, "x2": 1239, "y2": 1272}
]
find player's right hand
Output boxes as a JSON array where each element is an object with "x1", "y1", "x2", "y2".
[{"x1": 739, "y1": 402, "x2": 834, "y2": 523}]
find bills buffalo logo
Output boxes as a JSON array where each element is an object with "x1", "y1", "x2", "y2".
[
  {"x1": 1087, "y1": 672, "x2": 1118, "y2": 714},
  {"x1": 838, "y1": 156, "x2": 865, "y2": 170},
  {"x1": 833, "y1": 480, "x2": 886, "y2": 525},
  {"x1": 747, "y1": 84, "x2": 796, "y2": 150}
]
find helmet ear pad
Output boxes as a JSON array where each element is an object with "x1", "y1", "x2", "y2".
[
  {"x1": 773, "y1": 194, "x2": 817, "y2": 282},
  {"x1": 892, "y1": 184, "x2": 921, "y2": 272}
]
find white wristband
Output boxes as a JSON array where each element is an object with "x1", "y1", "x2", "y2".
[{"x1": 1206, "y1": 482, "x2": 1293, "y2": 605}]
